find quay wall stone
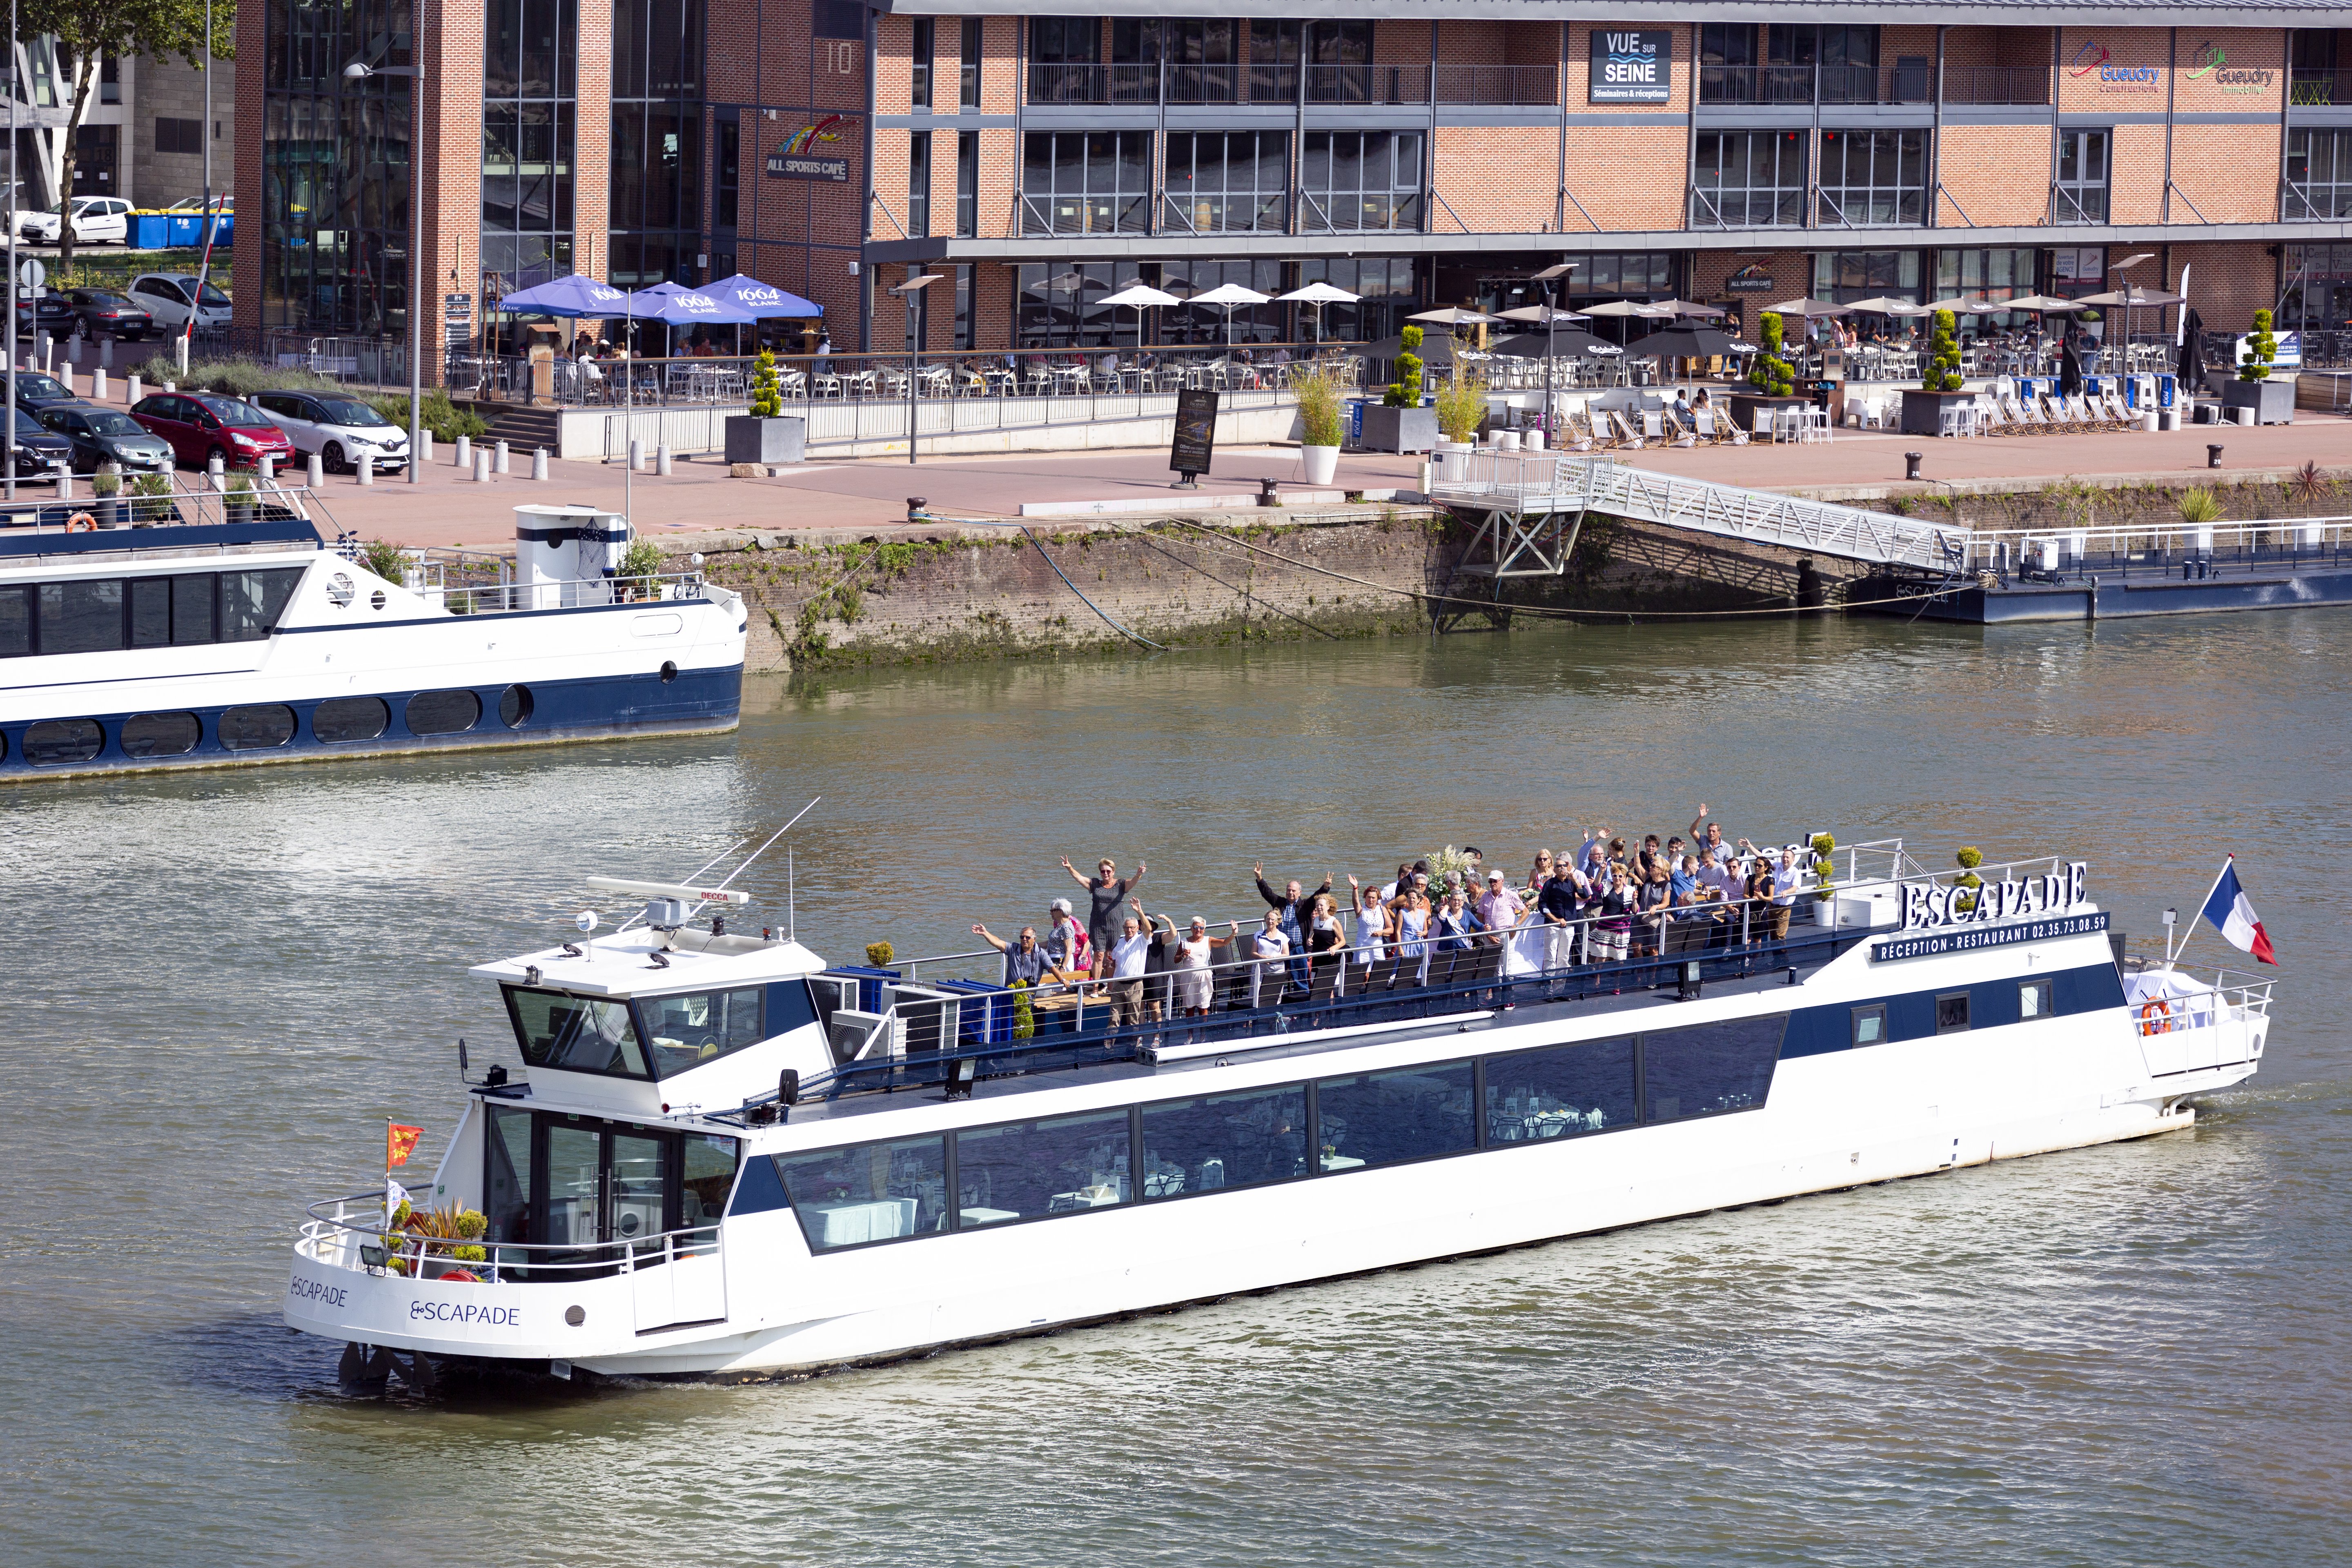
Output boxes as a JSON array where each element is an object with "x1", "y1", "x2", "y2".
[{"x1": 673, "y1": 471, "x2": 2343, "y2": 673}]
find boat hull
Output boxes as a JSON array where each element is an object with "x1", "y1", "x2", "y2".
[{"x1": 286, "y1": 957, "x2": 2263, "y2": 1379}]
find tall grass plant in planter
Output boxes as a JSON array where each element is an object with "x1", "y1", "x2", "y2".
[
  {"x1": 1435, "y1": 366, "x2": 1487, "y2": 446},
  {"x1": 1292, "y1": 363, "x2": 1344, "y2": 484}
]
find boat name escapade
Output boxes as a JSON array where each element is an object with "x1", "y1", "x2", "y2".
[{"x1": 1898, "y1": 861, "x2": 2086, "y2": 930}]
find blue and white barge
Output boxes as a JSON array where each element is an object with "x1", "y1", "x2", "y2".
[
  {"x1": 284, "y1": 842, "x2": 2270, "y2": 1384},
  {"x1": 0, "y1": 492, "x2": 744, "y2": 779}
]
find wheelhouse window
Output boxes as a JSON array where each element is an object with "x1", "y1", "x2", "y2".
[
  {"x1": 639, "y1": 986, "x2": 767, "y2": 1076},
  {"x1": 484, "y1": 1107, "x2": 737, "y2": 1253},
  {"x1": 504, "y1": 986, "x2": 652, "y2": 1077}
]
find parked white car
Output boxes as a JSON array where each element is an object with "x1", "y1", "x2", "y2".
[
  {"x1": 127, "y1": 272, "x2": 232, "y2": 330},
  {"x1": 251, "y1": 389, "x2": 412, "y2": 473},
  {"x1": 18, "y1": 196, "x2": 130, "y2": 244}
]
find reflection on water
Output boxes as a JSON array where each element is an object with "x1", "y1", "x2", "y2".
[{"x1": 4, "y1": 612, "x2": 2348, "y2": 1566}]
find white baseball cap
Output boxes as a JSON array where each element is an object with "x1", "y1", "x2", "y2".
[{"x1": 1051, "y1": 898, "x2": 1072, "y2": 913}]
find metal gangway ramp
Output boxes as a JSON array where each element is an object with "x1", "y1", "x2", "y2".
[{"x1": 1429, "y1": 453, "x2": 1969, "y2": 578}]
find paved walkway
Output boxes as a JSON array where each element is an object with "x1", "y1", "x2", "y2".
[{"x1": 39, "y1": 361, "x2": 2352, "y2": 548}]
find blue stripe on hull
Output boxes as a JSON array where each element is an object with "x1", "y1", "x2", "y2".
[{"x1": 0, "y1": 664, "x2": 743, "y2": 780}]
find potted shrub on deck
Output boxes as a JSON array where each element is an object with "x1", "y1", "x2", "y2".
[
  {"x1": 1728, "y1": 312, "x2": 1809, "y2": 437},
  {"x1": 1900, "y1": 309, "x2": 1979, "y2": 435},
  {"x1": 1292, "y1": 362, "x2": 1343, "y2": 485},
  {"x1": 2221, "y1": 310, "x2": 2294, "y2": 425},
  {"x1": 724, "y1": 349, "x2": 807, "y2": 466},
  {"x1": 1359, "y1": 324, "x2": 1440, "y2": 453}
]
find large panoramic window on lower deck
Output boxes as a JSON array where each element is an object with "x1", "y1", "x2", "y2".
[
  {"x1": 503, "y1": 986, "x2": 651, "y2": 1078},
  {"x1": 1316, "y1": 1061, "x2": 1475, "y2": 1171},
  {"x1": 776, "y1": 1136, "x2": 948, "y2": 1250},
  {"x1": 1139, "y1": 1084, "x2": 1308, "y2": 1198},
  {"x1": 1486, "y1": 1037, "x2": 1638, "y2": 1144},
  {"x1": 954, "y1": 1109, "x2": 1132, "y2": 1226},
  {"x1": 1642, "y1": 1017, "x2": 1785, "y2": 1123}
]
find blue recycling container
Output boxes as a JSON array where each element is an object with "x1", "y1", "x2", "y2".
[
  {"x1": 166, "y1": 213, "x2": 200, "y2": 246},
  {"x1": 129, "y1": 213, "x2": 171, "y2": 249},
  {"x1": 828, "y1": 965, "x2": 901, "y2": 1014}
]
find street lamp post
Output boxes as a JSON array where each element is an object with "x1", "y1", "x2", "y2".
[
  {"x1": 1529, "y1": 262, "x2": 1576, "y2": 445},
  {"x1": 891, "y1": 272, "x2": 943, "y2": 466},
  {"x1": 345, "y1": 11, "x2": 424, "y2": 485},
  {"x1": 2113, "y1": 250, "x2": 2154, "y2": 392}
]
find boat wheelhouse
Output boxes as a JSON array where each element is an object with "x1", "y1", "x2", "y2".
[
  {"x1": 286, "y1": 840, "x2": 2270, "y2": 1385},
  {"x1": 0, "y1": 487, "x2": 744, "y2": 780}
]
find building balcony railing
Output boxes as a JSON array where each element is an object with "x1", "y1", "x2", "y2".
[
  {"x1": 1019, "y1": 192, "x2": 1151, "y2": 236},
  {"x1": 1433, "y1": 64, "x2": 1557, "y2": 106},
  {"x1": 2283, "y1": 182, "x2": 2352, "y2": 221},
  {"x1": 1817, "y1": 187, "x2": 1927, "y2": 227},
  {"x1": 1687, "y1": 189, "x2": 1806, "y2": 229},
  {"x1": 1940, "y1": 66, "x2": 2051, "y2": 107},
  {"x1": 2292, "y1": 70, "x2": 2350, "y2": 108},
  {"x1": 1297, "y1": 190, "x2": 1423, "y2": 233},
  {"x1": 1304, "y1": 64, "x2": 1431, "y2": 105},
  {"x1": 1698, "y1": 62, "x2": 1935, "y2": 106},
  {"x1": 1160, "y1": 192, "x2": 1290, "y2": 234},
  {"x1": 1025, "y1": 63, "x2": 1163, "y2": 105}
]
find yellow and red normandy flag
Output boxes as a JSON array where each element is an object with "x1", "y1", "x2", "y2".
[{"x1": 385, "y1": 1122, "x2": 425, "y2": 1168}]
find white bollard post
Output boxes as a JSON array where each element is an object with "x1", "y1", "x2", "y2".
[
  {"x1": 494, "y1": 438, "x2": 510, "y2": 474},
  {"x1": 418, "y1": 430, "x2": 433, "y2": 464},
  {"x1": 100, "y1": 334, "x2": 113, "y2": 369},
  {"x1": 531, "y1": 447, "x2": 548, "y2": 481},
  {"x1": 655, "y1": 443, "x2": 673, "y2": 477},
  {"x1": 163, "y1": 380, "x2": 176, "y2": 394},
  {"x1": 37, "y1": 332, "x2": 49, "y2": 370},
  {"x1": 628, "y1": 437, "x2": 643, "y2": 472},
  {"x1": 67, "y1": 332, "x2": 80, "y2": 365},
  {"x1": 307, "y1": 452, "x2": 324, "y2": 488},
  {"x1": 207, "y1": 452, "x2": 225, "y2": 490},
  {"x1": 258, "y1": 453, "x2": 274, "y2": 485},
  {"x1": 356, "y1": 454, "x2": 373, "y2": 486},
  {"x1": 56, "y1": 466, "x2": 71, "y2": 501},
  {"x1": 473, "y1": 448, "x2": 491, "y2": 482},
  {"x1": 127, "y1": 374, "x2": 140, "y2": 403},
  {"x1": 453, "y1": 433, "x2": 470, "y2": 470},
  {"x1": 93, "y1": 367, "x2": 106, "y2": 401},
  {"x1": 175, "y1": 335, "x2": 189, "y2": 376}
]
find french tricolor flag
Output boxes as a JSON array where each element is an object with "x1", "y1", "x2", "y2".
[{"x1": 2200, "y1": 858, "x2": 2277, "y2": 965}]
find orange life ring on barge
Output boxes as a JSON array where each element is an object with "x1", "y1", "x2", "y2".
[
  {"x1": 2138, "y1": 999, "x2": 2174, "y2": 1036},
  {"x1": 64, "y1": 512, "x2": 96, "y2": 532}
]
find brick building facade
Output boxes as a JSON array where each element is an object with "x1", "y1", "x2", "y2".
[{"x1": 235, "y1": 1, "x2": 2352, "y2": 366}]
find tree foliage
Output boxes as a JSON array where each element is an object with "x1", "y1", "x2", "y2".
[{"x1": 24, "y1": 0, "x2": 230, "y2": 270}]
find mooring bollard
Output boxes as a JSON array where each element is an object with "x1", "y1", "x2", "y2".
[
  {"x1": 1904, "y1": 451, "x2": 1923, "y2": 481},
  {"x1": 474, "y1": 449, "x2": 492, "y2": 482},
  {"x1": 453, "y1": 434, "x2": 471, "y2": 470},
  {"x1": 532, "y1": 447, "x2": 549, "y2": 481},
  {"x1": 307, "y1": 452, "x2": 324, "y2": 488},
  {"x1": 656, "y1": 443, "x2": 673, "y2": 477},
  {"x1": 494, "y1": 438, "x2": 510, "y2": 474}
]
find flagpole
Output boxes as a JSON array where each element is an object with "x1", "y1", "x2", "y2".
[{"x1": 2171, "y1": 853, "x2": 2234, "y2": 968}]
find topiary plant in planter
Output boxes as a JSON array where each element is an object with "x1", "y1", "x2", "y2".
[
  {"x1": 1954, "y1": 846, "x2": 1984, "y2": 911},
  {"x1": 1010, "y1": 980, "x2": 1035, "y2": 1040},
  {"x1": 1386, "y1": 324, "x2": 1425, "y2": 408},
  {"x1": 2240, "y1": 309, "x2": 2277, "y2": 382},
  {"x1": 1922, "y1": 310, "x2": 1963, "y2": 393},
  {"x1": 1809, "y1": 833, "x2": 1837, "y2": 903},
  {"x1": 865, "y1": 940, "x2": 895, "y2": 967},
  {"x1": 1748, "y1": 312, "x2": 1794, "y2": 398}
]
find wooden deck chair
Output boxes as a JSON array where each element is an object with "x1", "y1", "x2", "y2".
[
  {"x1": 2000, "y1": 393, "x2": 2038, "y2": 431},
  {"x1": 2036, "y1": 392, "x2": 2079, "y2": 433},
  {"x1": 2071, "y1": 392, "x2": 2116, "y2": 432},
  {"x1": 1613, "y1": 410, "x2": 1648, "y2": 449},
  {"x1": 1559, "y1": 410, "x2": 1598, "y2": 452},
  {"x1": 2102, "y1": 388, "x2": 2140, "y2": 428}
]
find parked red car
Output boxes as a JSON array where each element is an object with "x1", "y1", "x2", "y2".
[{"x1": 129, "y1": 391, "x2": 297, "y2": 470}]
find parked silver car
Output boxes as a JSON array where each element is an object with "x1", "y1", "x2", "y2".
[{"x1": 251, "y1": 390, "x2": 412, "y2": 473}]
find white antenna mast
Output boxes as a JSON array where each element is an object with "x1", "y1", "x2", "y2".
[
  {"x1": 788, "y1": 846, "x2": 795, "y2": 943},
  {"x1": 713, "y1": 797, "x2": 822, "y2": 893}
]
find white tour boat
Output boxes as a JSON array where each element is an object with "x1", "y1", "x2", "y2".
[
  {"x1": 0, "y1": 489, "x2": 744, "y2": 780},
  {"x1": 285, "y1": 838, "x2": 2270, "y2": 1388}
]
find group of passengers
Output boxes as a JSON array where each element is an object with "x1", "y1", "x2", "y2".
[{"x1": 969, "y1": 810, "x2": 1817, "y2": 1029}]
